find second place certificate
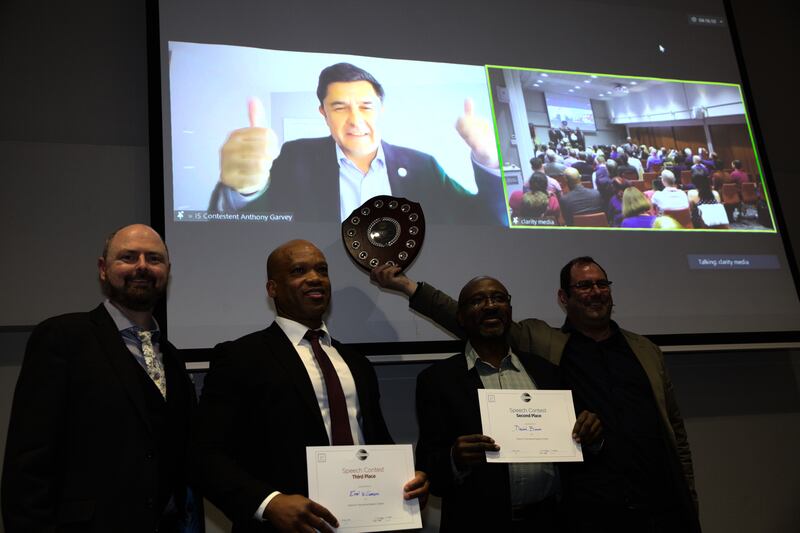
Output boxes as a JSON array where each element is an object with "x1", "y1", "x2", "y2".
[{"x1": 478, "y1": 389, "x2": 583, "y2": 463}]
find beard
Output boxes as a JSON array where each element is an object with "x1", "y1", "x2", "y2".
[{"x1": 102, "y1": 273, "x2": 167, "y2": 312}]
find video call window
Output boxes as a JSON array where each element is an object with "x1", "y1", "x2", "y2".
[
  {"x1": 168, "y1": 42, "x2": 506, "y2": 227},
  {"x1": 487, "y1": 66, "x2": 775, "y2": 233}
]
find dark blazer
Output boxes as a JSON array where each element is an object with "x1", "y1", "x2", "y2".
[
  {"x1": 559, "y1": 186, "x2": 604, "y2": 225},
  {"x1": 1, "y1": 304, "x2": 199, "y2": 533},
  {"x1": 192, "y1": 322, "x2": 393, "y2": 532},
  {"x1": 415, "y1": 350, "x2": 561, "y2": 532},
  {"x1": 409, "y1": 283, "x2": 701, "y2": 529},
  {"x1": 208, "y1": 136, "x2": 507, "y2": 226}
]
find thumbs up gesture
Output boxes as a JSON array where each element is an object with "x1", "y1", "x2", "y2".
[
  {"x1": 455, "y1": 98, "x2": 499, "y2": 169},
  {"x1": 219, "y1": 97, "x2": 280, "y2": 194}
]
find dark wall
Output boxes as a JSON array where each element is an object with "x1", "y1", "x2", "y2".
[{"x1": 0, "y1": 1, "x2": 798, "y2": 532}]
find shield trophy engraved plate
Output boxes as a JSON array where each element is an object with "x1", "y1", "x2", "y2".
[{"x1": 341, "y1": 195, "x2": 426, "y2": 273}]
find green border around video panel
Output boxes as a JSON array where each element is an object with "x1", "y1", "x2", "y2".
[{"x1": 484, "y1": 64, "x2": 776, "y2": 234}]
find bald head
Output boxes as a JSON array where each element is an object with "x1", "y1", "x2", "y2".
[
  {"x1": 102, "y1": 224, "x2": 169, "y2": 262},
  {"x1": 457, "y1": 276, "x2": 512, "y2": 341},
  {"x1": 267, "y1": 239, "x2": 320, "y2": 280},
  {"x1": 266, "y1": 240, "x2": 330, "y2": 328},
  {"x1": 457, "y1": 276, "x2": 509, "y2": 308},
  {"x1": 564, "y1": 166, "x2": 581, "y2": 189},
  {"x1": 98, "y1": 224, "x2": 170, "y2": 313}
]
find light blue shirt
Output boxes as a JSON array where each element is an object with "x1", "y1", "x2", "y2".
[
  {"x1": 463, "y1": 342, "x2": 558, "y2": 507},
  {"x1": 102, "y1": 299, "x2": 164, "y2": 373},
  {"x1": 336, "y1": 143, "x2": 391, "y2": 221}
]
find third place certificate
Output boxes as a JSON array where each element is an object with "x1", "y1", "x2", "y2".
[
  {"x1": 306, "y1": 444, "x2": 422, "y2": 532},
  {"x1": 478, "y1": 389, "x2": 583, "y2": 463}
]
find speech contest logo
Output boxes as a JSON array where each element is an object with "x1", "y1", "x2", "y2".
[
  {"x1": 520, "y1": 392, "x2": 532, "y2": 403},
  {"x1": 356, "y1": 449, "x2": 369, "y2": 461}
]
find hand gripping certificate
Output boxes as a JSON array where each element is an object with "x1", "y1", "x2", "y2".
[
  {"x1": 306, "y1": 444, "x2": 422, "y2": 532},
  {"x1": 478, "y1": 389, "x2": 583, "y2": 463}
]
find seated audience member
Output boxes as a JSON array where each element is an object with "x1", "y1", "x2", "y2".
[
  {"x1": 651, "y1": 170, "x2": 689, "y2": 214},
  {"x1": 689, "y1": 172, "x2": 728, "y2": 228},
  {"x1": 653, "y1": 215, "x2": 684, "y2": 229},
  {"x1": 687, "y1": 172, "x2": 721, "y2": 206},
  {"x1": 683, "y1": 147, "x2": 693, "y2": 161},
  {"x1": 621, "y1": 187, "x2": 657, "y2": 228},
  {"x1": 519, "y1": 191, "x2": 550, "y2": 219},
  {"x1": 690, "y1": 155, "x2": 709, "y2": 177},
  {"x1": 508, "y1": 190, "x2": 524, "y2": 219},
  {"x1": 573, "y1": 152, "x2": 594, "y2": 179},
  {"x1": 560, "y1": 168, "x2": 604, "y2": 226},
  {"x1": 529, "y1": 173, "x2": 561, "y2": 218},
  {"x1": 615, "y1": 153, "x2": 638, "y2": 179},
  {"x1": 544, "y1": 149, "x2": 567, "y2": 177},
  {"x1": 729, "y1": 160, "x2": 750, "y2": 186},
  {"x1": 564, "y1": 149, "x2": 579, "y2": 166},
  {"x1": 530, "y1": 157, "x2": 562, "y2": 197},
  {"x1": 646, "y1": 148, "x2": 663, "y2": 171},
  {"x1": 644, "y1": 178, "x2": 663, "y2": 205},
  {"x1": 626, "y1": 151, "x2": 644, "y2": 179},
  {"x1": 606, "y1": 177, "x2": 629, "y2": 227}
]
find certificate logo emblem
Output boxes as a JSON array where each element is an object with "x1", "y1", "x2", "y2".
[
  {"x1": 356, "y1": 449, "x2": 369, "y2": 461},
  {"x1": 520, "y1": 392, "x2": 532, "y2": 403}
]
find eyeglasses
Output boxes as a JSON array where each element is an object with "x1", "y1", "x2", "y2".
[
  {"x1": 569, "y1": 280, "x2": 613, "y2": 292},
  {"x1": 466, "y1": 292, "x2": 511, "y2": 308}
]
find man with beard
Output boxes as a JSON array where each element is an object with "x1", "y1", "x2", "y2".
[
  {"x1": 193, "y1": 239, "x2": 428, "y2": 532},
  {"x1": 415, "y1": 276, "x2": 601, "y2": 532},
  {"x1": 2, "y1": 224, "x2": 202, "y2": 533},
  {"x1": 371, "y1": 258, "x2": 700, "y2": 533}
]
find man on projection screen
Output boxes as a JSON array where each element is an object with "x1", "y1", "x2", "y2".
[
  {"x1": 207, "y1": 62, "x2": 506, "y2": 225},
  {"x1": 371, "y1": 257, "x2": 701, "y2": 533}
]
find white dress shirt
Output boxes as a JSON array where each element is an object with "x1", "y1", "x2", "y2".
[{"x1": 255, "y1": 317, "x2": 364, "y2": 520}]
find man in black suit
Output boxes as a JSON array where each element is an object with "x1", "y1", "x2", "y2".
[
  {"x1": 559, "y1": 168, "x2": 604, "y2": 226},
  {"x1": 208, "y1": 62, "x2": 505, "y2": 225},
  {"x1": 193, "y1": 239, "x2": 428, "y2": 532},
  {"x1": 2, "y1": 224, "x2": 201, "y2": 533},
  {"x1": 415, "y1": 276, "x2": 601, "y2": 532}
]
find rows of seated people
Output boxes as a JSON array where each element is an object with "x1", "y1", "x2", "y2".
[{"x1": 510, "y1": 142, "x2": 760, "y2": 229}]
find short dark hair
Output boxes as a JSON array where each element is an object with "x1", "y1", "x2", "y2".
[
  {"x1": 732, "y1": 159, "x2": 742, "y2": 170},
  {"x1": 530, "y1": 156, "x2": 544, "y2": 171},
  {"x1": 316, "y1": 63, "x2": 385, "y2": 104},
  {"x1": 529, "y1": 172, "x2": 549, "y2": 193},
  {"x1": 560, "y1": 256, "x2": 608, "y2": 294}
]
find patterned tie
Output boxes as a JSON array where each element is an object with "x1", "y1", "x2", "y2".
[
  {"x1": 137, "y1": 330, "x2": 167, "y2": 399},
  {"x1": 304, "y1": 329, "x2": 353, "y2": 445}
]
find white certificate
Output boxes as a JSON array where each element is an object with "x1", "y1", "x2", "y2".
[
  {"x1": 478, "y1": 389, "x2": 583, "y2": 463},
  {"x1": 306, "y1": 444, "x2": 422, "y2": 532}
]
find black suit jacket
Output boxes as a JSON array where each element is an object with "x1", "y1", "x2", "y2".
[
  {"x1": 193, "y1": 322, "x2": 393, "y2": 532},
  {"x1": 415, "y1": 349, "x2": 561, "y2": 531},
  {"x1": 559, "y1": 186, "x2": 604, "y2": 225},
  {"x1": 2, "y1": 304, "x2": 199, "y2": 533},
  {"x1": 208, "y1": 136, "x2": 506, "y2": 226}
]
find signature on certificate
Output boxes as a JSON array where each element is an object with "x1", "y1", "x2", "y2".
[
  {"x1": 349, "y1": 488, "x2": 381, "y2": 497},
  {"x1": 513, "y1": 424, "x2": 542, "y2": 433}
]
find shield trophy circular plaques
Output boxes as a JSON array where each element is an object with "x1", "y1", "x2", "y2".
[{"x1": 341, "y1": 195, "x2": 426, "y2": 273}]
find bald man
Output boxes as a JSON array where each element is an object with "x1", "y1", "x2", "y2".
[
  {"x1": 193, "y1": 240, "x2": 427, "y2": 532},
  {"x1": 2, "y1": 224, "x2": 201, "y2": 533}
]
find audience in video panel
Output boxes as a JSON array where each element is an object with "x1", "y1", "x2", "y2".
[{"x1": 512, "y1": 138, "x2": 769, "y2": 230}]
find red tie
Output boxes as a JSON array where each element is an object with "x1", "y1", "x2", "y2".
[{"x1": 304, "y1": 330, "x2": 354, "y2": 445}]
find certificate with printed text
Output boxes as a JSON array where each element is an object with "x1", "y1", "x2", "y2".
[
  {"x1": 306, "y1": 444, "x2": 422, "y2": 532},
  {"x1": 478, "y1": 389, "x2": 583, "y2": 463}
]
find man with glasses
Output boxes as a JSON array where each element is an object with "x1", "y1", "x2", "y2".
[
  {"x1": 371, "y1": 257, "x2": 700, "y2": 533},
  {"x1": 415, "y1": 276, "x2": 601, "y2": 532}
]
